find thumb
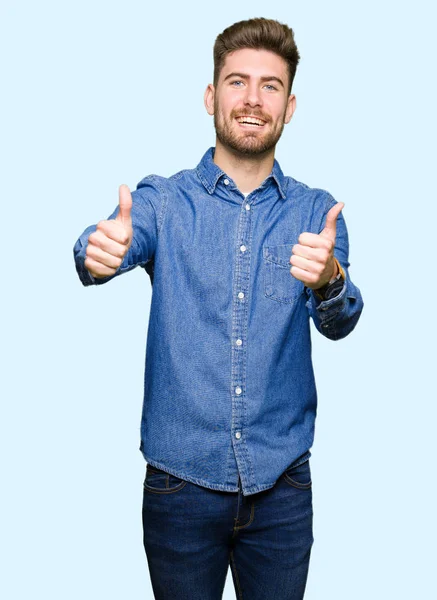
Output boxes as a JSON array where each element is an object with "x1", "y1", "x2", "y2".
[
  {"x1": 116, "y1": 184, "x2": 132, "y2": 228},
  {"x1": 320, "y1": 202, "x2": 344, "y2": 240}
]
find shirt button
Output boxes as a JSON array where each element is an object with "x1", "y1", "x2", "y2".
[
  {"x1": 235, "y1": 386, "x2": 242, "y2": 395},
  {"x1": 224, "y1": 178, "x2": 229, "y2": 185},
  {"x1": 245, "y1": 204, "x2": 250, "y2": 210},
  {"x1": 240, "y1": 245, "x2": 246, "y2": 252},
  {"x1": 235, "y1": 431, "x2": 242, "y2": 440},
  {"x1": 238, "y1": 292, "x2": 244, "y2": 299},
  {"x1": 236, "y1": 339, "x2": 242, "y2": 346}
]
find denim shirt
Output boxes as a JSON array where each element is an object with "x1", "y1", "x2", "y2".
[{"x1": 73, "y1": 146, "x2": 363, "y2": 496}]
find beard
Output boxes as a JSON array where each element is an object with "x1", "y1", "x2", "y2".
[{"x1": 213, "y1": 100, "x2": 286, "y2": 157}]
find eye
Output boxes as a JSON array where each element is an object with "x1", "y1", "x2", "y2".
[{"x1": 230, "y1": 80, "x2": 277, "y2": 91}]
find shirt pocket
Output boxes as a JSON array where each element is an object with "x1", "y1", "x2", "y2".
[{"x1": 263, "y1": 243, "x2": 305, "y2": 304}]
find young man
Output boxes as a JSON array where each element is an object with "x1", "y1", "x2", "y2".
[{"x1": 73, "y1": 17, "x2": 363, "y2": 600}]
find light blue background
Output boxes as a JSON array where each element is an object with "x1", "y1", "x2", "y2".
[{"x1": 1, "y1": 1, "x2": 435, "y2": 598}]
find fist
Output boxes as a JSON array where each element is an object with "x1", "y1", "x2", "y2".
[
  {"x1": 84, "y1": 184, "x2": 133, "y2": 279},
  {"x1": 289, "y1": 202, "x2": 344, "y2": 289}
]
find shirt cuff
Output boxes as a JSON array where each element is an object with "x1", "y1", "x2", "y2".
[
  {"x1": 313, "y1": 257, "x2": 345, "y2": 300},
  {"x1": 313, "y1": 277, "x2": 347, "y2": 314}
]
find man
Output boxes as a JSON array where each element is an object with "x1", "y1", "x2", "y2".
[{"x1": 73, "y1": 17, "x2": 363, "y2": 600}]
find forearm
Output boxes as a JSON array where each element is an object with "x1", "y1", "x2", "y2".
[{"x1": 307, "y1": 271, "x2": 364, "y2": 340}]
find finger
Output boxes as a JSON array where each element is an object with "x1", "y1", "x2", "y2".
[
  {"x1": 88, "y1": 229, "x2": 127, "y2": 259},
  {"x1": 291, "y1": 243, "x2": 329, "y2": 263},
  {"x1": 290, "y1": 254, "x2": 323, "y2": 277},
  {"x1": 298, "y1": 232, "x2": 333, "y2": 250},
  {"x1": 320, "y1": 202, "x2": 344, "y2": 241},
  {"x1": 116, "y1": 184, "x2": 132, "y2": 227},
  {"x1": 96, "y1": 219, "x2": 130, "y2": 245},
  {"x1": 86, "y1": 244, "x2": 123, "y2": 270},
  {"x1": 290, "y1": 265, "x2": 318, "y2": 286},
  {"x1": 84, "y1": 256, "x2": 118, "y2": 278}
]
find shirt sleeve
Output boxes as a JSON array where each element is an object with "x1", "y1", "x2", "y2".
[
  {"x1": 73, "y1": 175, "x2": 165, "y2": 287},
  {"x1": 305, "y1": 193, "x2": 364, "y2": 340}
]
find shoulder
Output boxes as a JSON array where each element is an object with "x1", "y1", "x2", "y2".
[
  {"x1": 136, "y1": 167, "x2": 195, "y2": 194},
  {"x1": 286, "y1": 175, "x2": 336, "y2": 209}
]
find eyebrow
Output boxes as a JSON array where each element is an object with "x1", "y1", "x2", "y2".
[{"x1": 223, "y1": 72, "x2": 285, "y2": 88}]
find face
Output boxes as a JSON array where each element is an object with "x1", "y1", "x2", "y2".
[{"x1": 205, "y1": 48, "x2": 296, "y2": 157}]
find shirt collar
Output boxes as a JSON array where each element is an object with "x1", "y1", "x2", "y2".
[{"x1": 196, "y1": 146, "x2": 288, "y2": 199}]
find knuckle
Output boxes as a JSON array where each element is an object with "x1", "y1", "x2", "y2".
[
  {"x1": 84, "y1": 258, "x2": 95, "y2": 274},
  {"x1": 88, "y1": 231, "x2": 100, "y2": 245},
  {"x1": 85, "y1": 244, "x2": 93, "y2": 258}
]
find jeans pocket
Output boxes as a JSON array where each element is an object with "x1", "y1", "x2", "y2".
[
  {"x1": 263, "y1": 244, "x2": 305, "y2": 304},
  {"x1": 283, "y1": 458, "x2": 312, "y2": 490},
  {"x1": 143, "y1": 464, "x2": 188, "y2": 494}
]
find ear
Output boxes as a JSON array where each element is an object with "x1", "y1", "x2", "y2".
[
  {"x1": 284, "y1": 94, "x2": 296, "y2": 124},
  {"x1": 204, "y1": 84, "x2": 215, "y2": 116}
]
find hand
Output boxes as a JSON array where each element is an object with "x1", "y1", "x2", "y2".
[
  {"x1": 84, "y1": 184, "x2": 133, "y2": 279},
  {"x1": 289, "y1": 202, "x2": 344, "y2": 290}
]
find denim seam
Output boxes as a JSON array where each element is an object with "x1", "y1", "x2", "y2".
[
  {"x1": 230, "y1": 550, "x2": 244, "y2": 600},
  {"x1": 143, "y1": 457, "x2": 278, "y2": 495},
  {"x1": 234, "y1": 502, "x2": 255, "y2": 531},
  {"x1": 143, "y1": 480, "x2": 188, "y2": 494},
  {"x1": 283, "y1": 474, "x2": 312, "y2": 490},
  {"x1": 145, "y1": 458, "x2": 240, "y2": 492},
  {"x1": 147, "y1": 174, "x2": 168, "y2": 235},
  {"x1": 240, "y1": 195, "x2": 256, "y2": 487},
  {"x1": 264, "y1": 253, "x2": 304, "y2": 304}
]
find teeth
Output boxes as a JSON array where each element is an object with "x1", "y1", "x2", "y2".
[{"x1": 236, "y1": 117, "x2": 265, "y2": 126}]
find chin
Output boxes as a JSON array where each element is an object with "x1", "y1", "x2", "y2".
[{"x1": 232, "y1": 142, "x2": 274, "y2": 157}]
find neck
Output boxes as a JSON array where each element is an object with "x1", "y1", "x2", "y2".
[{"x1": 213, "y1": 139, "x2": 275, "y2": 195}]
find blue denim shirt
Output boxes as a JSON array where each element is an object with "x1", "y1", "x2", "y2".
[{"x1": 73, "y1": 146, "x2": 363, "y2": 496}]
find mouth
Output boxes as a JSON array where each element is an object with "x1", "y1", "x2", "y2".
[{"x1": 235, "y1": 116, "x2": 267, "y2": 129}]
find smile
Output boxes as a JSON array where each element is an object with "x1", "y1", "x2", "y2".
[{"x1": 235, "y1": 117, "x2": 267, "y2": 129}]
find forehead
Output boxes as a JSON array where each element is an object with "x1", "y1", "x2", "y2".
[{"x1": 220, "y1": 48, "x2": 288, "y2": 81}]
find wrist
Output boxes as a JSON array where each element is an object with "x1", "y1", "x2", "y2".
[
  {"x1": 330, "y1": 260, "x2": 339, "y2": 280},
  {"x1": 314, "y1": 258, "x2": 345, "y2": 300}
]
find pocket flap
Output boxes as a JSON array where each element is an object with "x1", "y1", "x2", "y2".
[{"x1": 263, "y1": 244, "x2": 294, "y2": 267}]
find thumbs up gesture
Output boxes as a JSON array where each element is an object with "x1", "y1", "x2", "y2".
[
  {"x1": 289, "y1": 202, "x2": 344, "y2": 290},
  {"x1": 84, "y1": 185, "x2": 133, "y2": 279}
]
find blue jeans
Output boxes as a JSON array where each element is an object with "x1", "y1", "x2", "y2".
[{"x1": 142, "y1": 457, "x2": 314, "y2": 599}]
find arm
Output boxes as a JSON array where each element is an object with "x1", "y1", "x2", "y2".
[{"x1": 305, "y1": 196, "x2": 364, "y2": 340}]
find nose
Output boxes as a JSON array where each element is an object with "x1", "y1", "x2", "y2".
[{"x1": 243, "y1": 82, "x2": 263, "y2": 107}]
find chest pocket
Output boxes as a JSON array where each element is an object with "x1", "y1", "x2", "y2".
[{"x1": 263, "y1": 243, "x2": 305, "y2": 304}]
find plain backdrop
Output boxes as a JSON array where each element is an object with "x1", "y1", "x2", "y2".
[{"x1": 1, "y1": 1, "x2": 436, "y2": 598}]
